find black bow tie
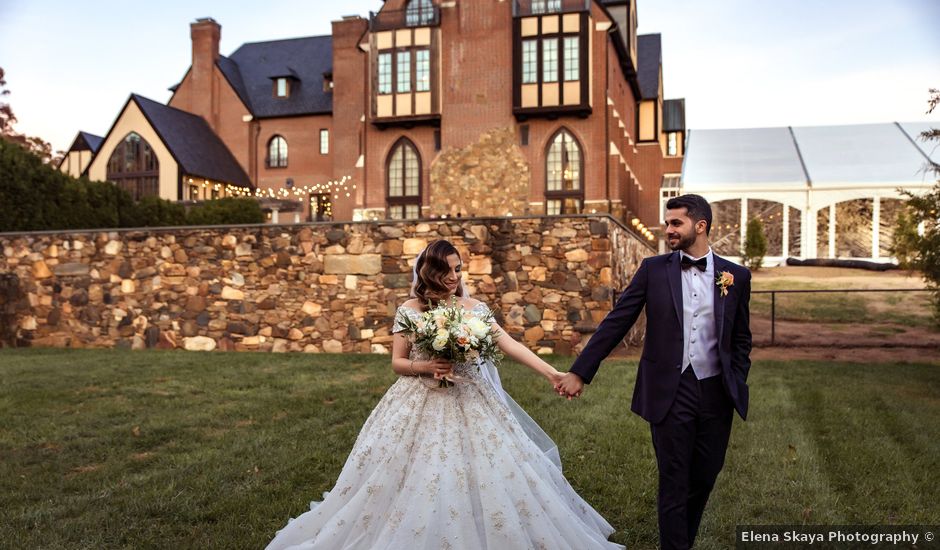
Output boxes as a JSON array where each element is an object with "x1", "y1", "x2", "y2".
[{"x1": 681, "y1": 255, "x2": 707, "y2": 272}]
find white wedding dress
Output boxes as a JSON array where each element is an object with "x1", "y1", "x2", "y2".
[{"x1": 266, "y1": 303, "x2": 624, "y2": 550}]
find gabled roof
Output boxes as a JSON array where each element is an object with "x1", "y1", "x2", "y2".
[
  {"x1": 216, "y1": 56, "x2": 252, "y2": 112},
  {"x1": 129, "y1": 94, "x2": 251, "y2": 187},
  {"x1": 223, "y1": 35, "x2": 333, "y2": 119},
  {"x1": 79, "y1": 131, "x2": 103, "y2": 153},
  {"x1": 637, "y1": 34, "x2": 661, "y2": 100},
  {"x1": 65, "y1": 131, "x2": 104, "y2": 153},
  {"x1": 663, "y1": 99, "x2": 685, "y2": 132}
]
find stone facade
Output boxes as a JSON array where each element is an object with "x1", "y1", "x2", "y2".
[
  {"x1": 429, "y1": 127, "x2": 530, "y2": 217},
  {"x1": 0, "y1": 217, "x2": 652, "y2": 354}
]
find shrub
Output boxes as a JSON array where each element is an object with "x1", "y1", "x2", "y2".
[
  {"x1": 185, "y1": 197, "x2": 264, "y2": 226},
  {"x1": 897, "y1": 183, "x2": 940, "y2": 325},
  {"x1": 1, "y1": 140, "x2": 260, "y2": 230},
  {"x1": 741, "y1": 216, "x2": 768, "y2": 271}
]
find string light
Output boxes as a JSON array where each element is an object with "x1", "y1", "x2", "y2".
[{"x1": 182, "y1": 174, "x2": 355, "y2": 221}]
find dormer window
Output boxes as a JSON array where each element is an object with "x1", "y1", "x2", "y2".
[
  {"x1": 406, "y1": 0, "x2": 435, "y2": 27},
  {"x1": 270, "y1": 69, "x2": 298, "y2": 98},
  {"x1": 275, "y1": 78, "x2": 288, "y2": 98}
]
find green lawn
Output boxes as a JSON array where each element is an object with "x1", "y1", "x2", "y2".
[
  {"x1": 750, "y1": 280, "x2": 935, "y2": 328},
  {"x1": 1, "y1": 349, "x2": 938, "y2": 549}
]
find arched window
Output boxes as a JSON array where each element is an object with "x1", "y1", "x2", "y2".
[
  {"x1": 545, "y1": 129, "x2": 583, "y2": 215},
  {"x1": 106, "y1": 132, "x2": 159, "y2": 200},
  {"x1": 267, "y1": 135, "x2": 288, "y2": 168},
  {"x1": 386, "y1": 138, "x2": 422, "y2": 220},
  {"x1": 406, "y1": 0, "x2": 435, "y2": 27}
]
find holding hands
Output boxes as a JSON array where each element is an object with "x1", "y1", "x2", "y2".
[{"x1": 553, "y1": 372, "x2": 584, "y2": 400}]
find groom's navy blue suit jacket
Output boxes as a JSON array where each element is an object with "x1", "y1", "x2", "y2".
[{"x1": 570, "y1": 251, "x2": 752, "y2": 424}]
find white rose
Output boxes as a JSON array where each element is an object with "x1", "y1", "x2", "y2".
[
  {"x1": 432, "y1": 336, "x2": 448, "y2": 351},
  {"x1": 467, "y1": 317, "x2": 489, "y2": 339}
]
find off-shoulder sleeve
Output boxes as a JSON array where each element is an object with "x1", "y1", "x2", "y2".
[{"x1": 391, "y1": 307, "x2": 409, "y2": 334}]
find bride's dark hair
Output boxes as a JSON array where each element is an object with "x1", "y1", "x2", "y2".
[{"x1": 412, "y1": 239, "x2": 463, "y2": 306}]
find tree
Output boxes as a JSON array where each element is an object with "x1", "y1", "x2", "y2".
[
  {"x1": 891, "y1": 207, "x2": 921, "y2": 272},
  {"x1": 1, "y1": 139, "x2": 190, "y2": 231},
  {"x1": 741, "y1": 216, "x2": 768, "y2": 271},
  {"x1": 0, "y1": 67, "x2": 62, "y2": 164},
  {"x1": 0, "y1": 67, "x2": 14, "y2": 135},
  {"x1": 894, "y1": 88, "x2": 940, "y2": 324}
]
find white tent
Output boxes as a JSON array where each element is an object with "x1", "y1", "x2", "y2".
[{"x1": 677, "y1": 122, "x2": 937, "y2": 262}]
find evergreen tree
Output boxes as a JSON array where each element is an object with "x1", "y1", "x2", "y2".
[{"x1": 741, "y1": 216, "x2": 768, "y2": 271}]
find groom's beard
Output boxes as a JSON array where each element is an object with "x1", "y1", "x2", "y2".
[{"x1": 667, "y1": 231, "x2": 697, "y2": 252}]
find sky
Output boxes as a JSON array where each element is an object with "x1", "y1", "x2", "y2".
[{"x1": 1, "y1": 0, "x2": 938, "y2": 153}]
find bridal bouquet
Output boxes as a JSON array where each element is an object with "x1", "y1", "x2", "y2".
[{"x1": 396, "y1": 298, "x2": 503, "y2": 387}]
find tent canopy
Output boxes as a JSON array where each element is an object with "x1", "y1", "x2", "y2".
[{"x1": 682, "y1": 122, "x2": 937, "y2": 192}]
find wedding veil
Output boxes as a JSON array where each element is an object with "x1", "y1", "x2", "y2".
[{"x1": 409, "y1": 245, "x2": 563, "y2": 470}]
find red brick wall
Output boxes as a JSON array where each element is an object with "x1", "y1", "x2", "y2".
[
  {"x1": 330, "y1": 17, "x2": 369, "y2": 220},
  {"x1": 169, "y1": 67, "x2": 252, "y2": 177},
  {"x1": 255, "y1": 115, "x2": 334, "y2": 199},
  {"x1": 165, "y1": 3, "x2": 680, "y2": 227}
]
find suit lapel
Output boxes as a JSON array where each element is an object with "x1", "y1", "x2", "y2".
[
  {"x1": 712, "y1": 254, "x2": 728, "y2": 343},
  {"x1": 666, "y1": 252, "x2": 683, "y2": 328}
]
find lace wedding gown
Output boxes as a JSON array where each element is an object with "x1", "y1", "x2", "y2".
[{"x1": 266, "y1": 303, "x2": 624, "y2": 550}]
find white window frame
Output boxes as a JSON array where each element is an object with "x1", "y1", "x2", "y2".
[{"x1": 320, "y1": 129, "x2": 329, "y2": 155}]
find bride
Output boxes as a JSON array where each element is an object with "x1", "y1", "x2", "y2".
[{"x1": 266, "y1": 240, "x2": 624, "y2": 549}]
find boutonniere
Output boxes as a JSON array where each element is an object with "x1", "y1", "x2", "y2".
[{"x1": 716, "y1": 271, "x2": 734, "y2": 297}]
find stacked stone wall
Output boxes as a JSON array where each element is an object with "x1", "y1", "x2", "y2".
[{"x1": 0, "y1": 216, "x2": 652, "y2": 354}]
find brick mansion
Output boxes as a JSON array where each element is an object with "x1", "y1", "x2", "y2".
[{"x1": 59, "y1": 0, "x2": 685, "y2": 237}]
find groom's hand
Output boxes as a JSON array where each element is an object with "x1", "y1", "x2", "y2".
[{"x1": 554, "y1": 372, "x2": 584, "y2": 400}]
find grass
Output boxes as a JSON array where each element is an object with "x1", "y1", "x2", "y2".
[
  {"x1": 1, "y1": 349, "x2": 939, "y2": 549},
  {"x1": 750, "y1": 280, "x2": 935, "y2": 328}
]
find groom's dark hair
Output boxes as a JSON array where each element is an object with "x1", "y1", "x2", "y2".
[{"x1": 666, "y1": 194, "x2": 713, "y2": 235}]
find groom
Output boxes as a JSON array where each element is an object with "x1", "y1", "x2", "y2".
[{"x1": 556, "y1": 194, "x2": 752, "y2": 550}]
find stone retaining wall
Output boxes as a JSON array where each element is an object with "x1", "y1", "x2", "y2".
[{"x1": 0, "y1": 216, "x2": 652, "y2": 355}]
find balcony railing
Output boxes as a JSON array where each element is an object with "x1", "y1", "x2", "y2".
[
  {"x1": 369, "y1": 6, "x2": 441, "y2": 32},
  {"x1": 512, "y1": 0, "x2": 591, "y2": 17}
]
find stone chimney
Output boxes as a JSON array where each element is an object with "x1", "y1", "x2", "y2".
[{"x1": 189, "y1": 18, "x2": 221, "y2": 125}]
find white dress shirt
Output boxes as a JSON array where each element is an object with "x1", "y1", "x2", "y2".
[{"x1": 680, "y1": 248, "x2": 721, "y2": 379}]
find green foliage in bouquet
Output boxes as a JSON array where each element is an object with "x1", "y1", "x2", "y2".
[{"x1": 395, "y1": 298, "x2": 504, "y2": 386}]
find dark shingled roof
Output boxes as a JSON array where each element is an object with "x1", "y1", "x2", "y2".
[
  {"x1": 637, "y1": 34, "x2": 661, "y2": 100},
  {"x1": 222, "y1": 35, "x2": 333, "y2": 119},
  {"x1": 663, "y1": 99, "x2": 685, "y2": 132},
  {"x1": 130, "y1": 94, "x2": 251, "y2": 188},
  {"x1": 66, "y1": 131, "x2": 104, "y2": 153},
  {"x1": 80, "y1": 131, "x2": 103, "y2": 153},
  {"x1": 216, "y1": 56, "x2": 252, "y2": 112}
]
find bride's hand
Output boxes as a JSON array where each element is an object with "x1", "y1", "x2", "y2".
[
  {"x1": 546, "y1": 369, "x2": 564, "y2": 386},
  {"x1": 426, "y1": 359, "x2": 454, "y2": 379}
]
